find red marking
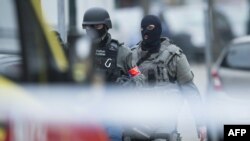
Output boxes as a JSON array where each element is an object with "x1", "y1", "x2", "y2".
[{"x1": 128, "y1": 66, "x2": 141, "y2": 77}]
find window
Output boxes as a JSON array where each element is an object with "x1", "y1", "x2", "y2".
[{"x1": 226, "y1": 43, "x2": 250, "y2": 70}]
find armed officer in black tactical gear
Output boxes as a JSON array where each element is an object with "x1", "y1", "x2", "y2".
[
  {"x1": 126, "y1": 15, "x2": 207, "y2": 141},
  {"x1": 82, "y1": 7, "x2": 144, "y2": 85}
]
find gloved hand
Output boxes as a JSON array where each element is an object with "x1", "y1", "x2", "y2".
[
  {"x1": 116, "y1": 75, "x2": 131, "y2": 85},
  {"x1": 116, "y1": 74, "x2": 145, "y2": 87}
]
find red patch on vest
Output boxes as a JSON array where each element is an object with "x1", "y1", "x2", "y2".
[{"x1": 128, "y1": 66, "x2": 141, "y2": 77}]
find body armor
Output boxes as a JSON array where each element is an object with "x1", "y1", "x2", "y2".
[
  {"x1": 94, "y1": 39, "x2": 122, "y2": 83},
  {"x1": 133, "y1": 38, "x2": 189, "y2": 87}
]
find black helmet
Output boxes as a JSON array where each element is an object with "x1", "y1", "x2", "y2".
[{"x1": 82, "y1": 7, "x2": 112, "y2": 29}]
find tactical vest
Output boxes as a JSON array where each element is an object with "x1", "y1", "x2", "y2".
[
  {"x1": 134, "y1": 40, "x2": 182, "y2": 87},
  {"x1": 94, "y1": 39, "x2": 122, "y2": 83}
]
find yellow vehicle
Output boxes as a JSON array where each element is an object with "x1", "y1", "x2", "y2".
[
  {"x1": 0, "y1": 0, "x2": 70, "y2": 82},
  {"x1": 0, "y1": 1, "x2": 108, "y2": 141}
]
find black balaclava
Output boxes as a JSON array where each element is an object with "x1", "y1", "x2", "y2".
[
  {"x1": 86, "y1": 25, "x2": 108, "y2": 44},
  {"x1": 141, "y1": 15, "x2": 162, "y2": 53}
]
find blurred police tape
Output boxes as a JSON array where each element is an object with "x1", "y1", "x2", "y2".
[{"x1": 0, "y1": 85, "x2": 250, "y2": 125}]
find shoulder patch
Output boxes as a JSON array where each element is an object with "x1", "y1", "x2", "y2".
[
  {"x1": 155, "y1": 44, "x2": 182, "y2": 64},
  {"x1": 166, "y1": 44, "x2": 182, "y2": 56},
  {"x1": 111, "y1": 39, "x2": 124, "y2": 46},
  {"x1": 109, "y1": 39, "x2": 123, "y2": 51}
]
